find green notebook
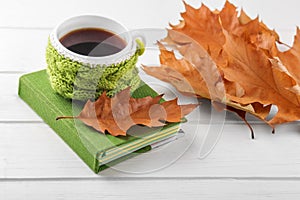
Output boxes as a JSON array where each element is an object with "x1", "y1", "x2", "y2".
[{"x1": 18, "y1": 70, "x2": 181, "y2": 173}]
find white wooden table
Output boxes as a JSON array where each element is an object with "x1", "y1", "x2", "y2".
[{"x1": 2, "y1": 0, "x2": 300, "y2": 199}]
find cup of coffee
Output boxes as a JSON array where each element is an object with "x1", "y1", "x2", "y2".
[{"x1": 46, "y1": 15, "x2": 145, "y2": 101}]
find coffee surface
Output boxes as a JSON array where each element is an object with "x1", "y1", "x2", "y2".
[{"x1": 60, "y1": 28, "x2": 127, "y2": 57}]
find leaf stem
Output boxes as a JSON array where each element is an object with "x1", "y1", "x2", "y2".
[
  {"x1": 56, "y1": 116, "x2": 78, "y2": 121},
  {"x1": 277, "y1": 41, "x2": 292, "y2": 49}
]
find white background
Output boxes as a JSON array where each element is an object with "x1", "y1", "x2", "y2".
[{"x1": 1, "y1": 0, "x2": 300, "y2": 199}]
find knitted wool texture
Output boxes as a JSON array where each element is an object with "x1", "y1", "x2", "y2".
[{"x1": 46, "y1": 40, "x2": 145, "y2": 101}]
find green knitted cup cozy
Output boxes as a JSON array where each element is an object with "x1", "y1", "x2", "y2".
[{"x1": 46, "y1": 39, "x2": 145, "y2": 101}]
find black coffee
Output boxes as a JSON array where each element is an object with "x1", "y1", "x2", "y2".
[{"x1": 60, "y1": 28, "x2": 127, "y2": 57}]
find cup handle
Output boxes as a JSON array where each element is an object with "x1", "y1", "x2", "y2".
[{"x1": 131, "y1": 31, "x2": 146, "y2": 56}]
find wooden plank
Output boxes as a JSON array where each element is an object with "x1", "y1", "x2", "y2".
[
  {"x1": 0, "y1": 28, "x2": 296, "y2": 72},
  {"x1": 0, "y1": 123, "x2": 95, "y2": 178},
  {"x1": 0, "y1": 0, "x2": 299, "y2": 31},
  {"x1": 1, "y1": 122, "x2": 300, "y2": 178},
  {"x1": 0, "y1": 15, "x2": 297, "y2": 72},
  {"x1": 0, "y1": 27, "x2": 296, "y2": 72},
  {"x1": 1, "y1": 179, "x2": 300, "y2": 200},
  {"x1": 0, "y1": 29, "x2": 49, "y2": 72},
  {"x1": 68, "y1": 122, "x2": 300, "y2": 177},
  {"x1": 1, "y1": 74, "x2": 300, "y2": 178},
  {"x1": 0, "y1": 0, "x2": 184, "y2": 29},
  {"x1": 0, "y1": 96, "x2": 41, "y2": 122},
  {"x1": 0, "y1": 73, "x2": 261, "y2": 124}
]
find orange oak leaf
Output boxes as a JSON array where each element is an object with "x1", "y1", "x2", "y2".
[
  {"x1": 56, "y1": 88, "x2": 198, "y2": 136},
  {"x1": 277, "y1": 28, "x2": 300, "y2": 85},
  {"x1": 143, "y1": 41, "x2": 272, "y2": 138},
  {"x1": 221, "y1": 30, "x2": 300, "y2": 125},
  {"x1": 164, "y1": 1, "x2": 225, "y2": 61},
  {"x1": 147, "y1": 2, "x2": 273, "y2": 126},
  {"x1": 144, "y1": 1, "x2": 300, "y2": 137},
  {"x1": 219, "y1": 1, "x2": 279, "y2": 53}
]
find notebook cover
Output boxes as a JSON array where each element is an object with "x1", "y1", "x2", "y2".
[{"x1": 18, "y1": 70, "x2": 180, "y2": 173}]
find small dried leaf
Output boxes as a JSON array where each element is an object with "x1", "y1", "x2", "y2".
[{"x1": 57, "y1": 88, "x2": 198, "y2": 136}]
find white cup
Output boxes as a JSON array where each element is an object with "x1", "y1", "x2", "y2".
[
  {"x1": 46, "y1": 15, "x2": 145, "y2": 100},
  {"x1": 49, "y1": 15, "x2": 144, "y2": 66}
]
